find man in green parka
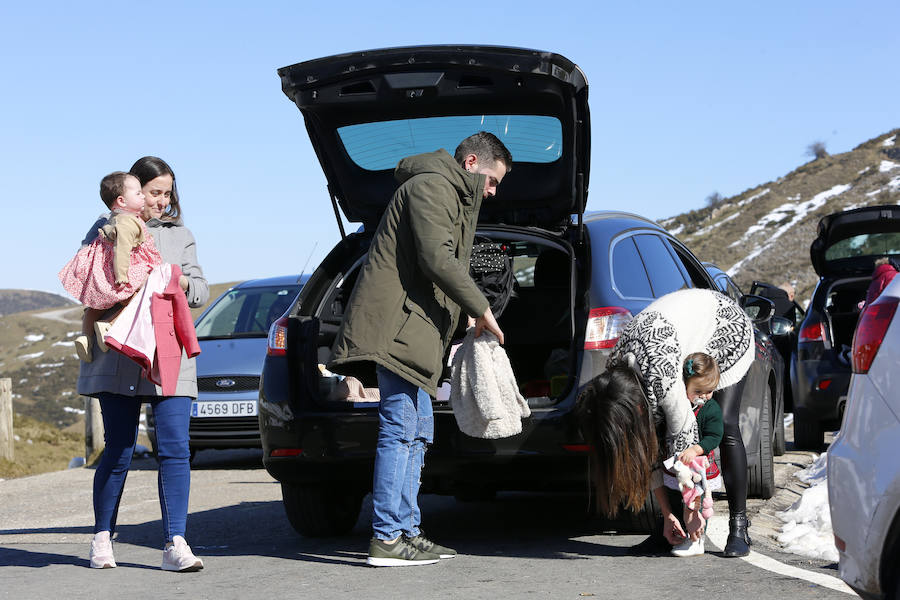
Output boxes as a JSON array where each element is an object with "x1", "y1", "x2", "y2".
[{"x1": 330, "y1": 131, "x2": 512, "y2": 567}]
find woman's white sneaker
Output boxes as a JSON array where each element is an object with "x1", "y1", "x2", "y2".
[
  {"x1": 89, "y1": 531, "x2": 116, "y2": 569},
  {"x1": 161, "y1": 536, "x2": 204, "y2": 572},
  {"x1": 671, "y1": 537, "x2": 705, "y2": 557}
]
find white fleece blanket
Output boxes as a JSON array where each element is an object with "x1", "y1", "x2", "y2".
[{"x1": 449, "y1": 329, "x2": 531, "y2": 439}]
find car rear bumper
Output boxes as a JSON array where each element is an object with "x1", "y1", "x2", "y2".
[
  {"x1": 793, "y1": 356, "x2": 850, "y2": 423},
  {"x1": 261, "y1": 406, "x2": 589, "y2": 491}
]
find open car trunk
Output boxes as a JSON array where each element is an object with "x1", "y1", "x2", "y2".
[
  {"x1": 288, "y1": 229, "x2": 579, "y2": 411},
  {"x1": 824, "y1": 277, "x2": 871, "y2": 350}
]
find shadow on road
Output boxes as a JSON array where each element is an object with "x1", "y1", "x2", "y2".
[{"x1": 0, "y1": 491, "x2": 635, "y2": 568}]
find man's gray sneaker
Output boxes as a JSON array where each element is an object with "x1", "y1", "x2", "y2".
[
  {"x1": 367, "y1": 537, "x2": 440, "y2": 567},
  {"x1": 404, "y1": 533, "x2": 457, "y2": 559}
]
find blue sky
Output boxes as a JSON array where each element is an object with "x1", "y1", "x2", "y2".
[{"x1": 3, "y1": 1, "x2": 898, "y2": 296}]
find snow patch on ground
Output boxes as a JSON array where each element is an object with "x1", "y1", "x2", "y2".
[
  {"x1": 738, "y1": 188, "x2": 770, "y2": 207},
  {"x1": 18, "y1": 352, "x2": 44, "y2": 360},
  {"x1": 728, "y1": 185, "x2": 850, "y2": 275},
  {"x1": 37, "y1": 362, "x2": 63, "y2": 368},
  {"x1": 883, "y1": 135, "x2": 896, "y2": 147},
  {"x1": 858, "y1": 166, "x2": 871, "y2": 175},
  {"x1": 53, "y1": 340, "x2": 75, "y2": 347},
  {"x1": 64, "y1": 406, "x2": 86, "y2": 415},
  {"x1": 776, "y1": 453, "x2": 839, "y2": 562},
  {"x1": 667, "y1": 223, "x2": 685, "y2": 236},
  {"x1": 24, "y1": 334, "x2": 45, "y2": 342},
  {"x1": 879, "y1": 160, "x2": 899, "y2": 172}
]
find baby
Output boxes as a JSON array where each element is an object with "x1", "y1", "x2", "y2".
[{"x1": 59, "y1": 171, "x2": 162, "y2": 361}]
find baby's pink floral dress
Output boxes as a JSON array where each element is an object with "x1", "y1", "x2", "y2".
[{"x1": 59, "y1": 217, "x2": 163, "y2": 309}]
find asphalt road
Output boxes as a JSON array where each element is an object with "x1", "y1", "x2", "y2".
[{"x1": 0, "y1": 438, "x2": 855, "y2": 600}]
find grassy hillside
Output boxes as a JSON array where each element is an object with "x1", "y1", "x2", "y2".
[
  {"x1": 0, "y1": 281, "x2": 238, "y2": 429},
  {"x1": 0, "y1": 413, "x2": 85, "y2": 479},
  {"x1": 661, "y1": 128, "x2": 900, "y2": 303},
  {"x1": 0, "y1": 289, "x2": 74, "y2": 317}
]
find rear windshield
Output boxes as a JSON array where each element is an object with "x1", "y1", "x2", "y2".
[
  {"x1": 337, "y1": 115, "x2": 562, "y2": 171},
  {"x1": 824, "y1": 233, "x2": 900, "y2": 261},
  {"x1": 195, "y1": 285, "x2": 301, "y2": 338}
]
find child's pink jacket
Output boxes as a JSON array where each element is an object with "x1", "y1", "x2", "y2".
[{"x1": 104, "y1": 263, "x2": 201, "y2": 395}]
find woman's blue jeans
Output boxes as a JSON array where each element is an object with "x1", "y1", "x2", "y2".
[
  {"x1": 371, "y1": 366, "x2": 434, "y2": 541},
  {"x1": 93, "y1": 393, "x2": 192, "y2": 542}
]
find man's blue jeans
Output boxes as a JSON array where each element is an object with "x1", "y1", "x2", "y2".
[
  {"x1": 93, "y1": 393, "x2": 192, "y2": 542},
  {"x1": 371, "y1": 366, "x2": 434, "y2": 541}
]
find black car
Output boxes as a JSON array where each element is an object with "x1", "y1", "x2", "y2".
[
  {"x1": 259, "y1": 45, "x2": 785, "y2": 536},
  {"x1": 703, "y1": 264, "x2": 787, "y2": 456},
  {"x1": 792, "y1": 204, "x2": 900, "y2": 449},
  {"x1": 748, "y1": 280, "x2": 805, "y2": 412}
]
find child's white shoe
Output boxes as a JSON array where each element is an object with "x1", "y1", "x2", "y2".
[
  {"x1": 74, "y1": 335, "x2": 93, "y2": 363},
  {"x1": 671, "y1": 537, "x2": 704, "y2": 557},
  {"x1": 161, "y1": 536, "x2": 204, "y2": 572},
  {"x1": 89, "y1": 531, "x2": 116, "y2": 568},
  {"x1": 94, "y1": 321, "x2": 112, "y2": 352}
]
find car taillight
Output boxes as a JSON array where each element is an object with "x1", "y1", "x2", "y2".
[
  {"x1": 267, "y1": 316, "x2": 289, "y2": 356},
  {"x1": 584, "y1": 307, "x2": 632, "y2": 350},
  {"x1": 851, "y1": 297, "x2": 899, "y2": 374},
  {"x1": 270, "y1": 448, "x2": 303, "y2": 457},
  {"x1": 799, "y1": 321, "x2": 825, "y2": 343}
]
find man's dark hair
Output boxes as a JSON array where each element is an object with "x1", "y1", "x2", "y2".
[
  {"x1": 454, "y1": 131, "x2": 513, "y2": 172},
  {"x1": 99, "y1": 171, "x2": 134, "y2": 208}
]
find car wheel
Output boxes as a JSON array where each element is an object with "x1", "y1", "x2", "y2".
[
  {"x1": 280, "y1": 482, "x2": 363, "y2": 537},
  {"x1": 793, "y1": 410, "x2": 824, "y2": 450},
  {"x1": 773, "y1": 386, "x2": 786, "y2": 457},
  {"x1": 748, "y1": 386, "x2": 775, "y2": 499},
  {"x1": 612, "y1": 492, "x2": 661, "y2": 534}
]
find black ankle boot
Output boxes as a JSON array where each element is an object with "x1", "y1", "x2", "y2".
[{"x1": 723, "y1": 511, "x2": 751, "y2": 557}]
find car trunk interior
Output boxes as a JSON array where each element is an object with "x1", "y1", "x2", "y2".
[
  {"x1": 294, "y1": 232, "x2": 579, "y2": 408},
  {"x1": 825, "y1": 277, "x2": 871, "y2": 349}
]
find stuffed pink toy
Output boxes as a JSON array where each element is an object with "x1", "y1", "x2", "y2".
[{"x1": 673, "y1": 456, "x2": 714, "y2": 520}]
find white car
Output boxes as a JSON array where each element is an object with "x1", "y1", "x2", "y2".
[{"x1": 827, "y1": 273, "x2": 900, "y2": 598}]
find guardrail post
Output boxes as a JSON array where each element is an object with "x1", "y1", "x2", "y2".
[
  {"x1": 84, "y1": 396, "x2": 105, "y2": 460},
  {"x1": 0, "y1": 378, "x2": 12, "y2": 461}
]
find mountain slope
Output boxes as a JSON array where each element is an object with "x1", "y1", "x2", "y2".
[
  {"x1": 660, "y1": 129, "x2": 900, "y2": 302},
  {"x1": 0, "y1": 290, "x2": 74, "y2": 317}
]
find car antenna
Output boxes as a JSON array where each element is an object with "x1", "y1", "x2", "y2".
[{"x1": 298, "y1": 242, "x2": 317, "y2": 281}]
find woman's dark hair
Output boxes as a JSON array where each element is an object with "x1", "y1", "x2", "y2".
[
  {"x1": 575, "y1": 367, "x2": 658, "y2": 517},
  {"x1": 129, "y1": 156, "x2": 181, "y2": 221}
]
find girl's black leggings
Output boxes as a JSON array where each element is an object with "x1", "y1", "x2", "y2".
[{"x1": 714, "y1": 375, "x2": 748, "y2": 515}]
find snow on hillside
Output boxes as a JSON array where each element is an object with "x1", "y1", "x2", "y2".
[{"x1": 727, "y1": 183, "x2": 852, "y2": 276}]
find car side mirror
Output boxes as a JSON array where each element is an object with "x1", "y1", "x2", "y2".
[
  {"x1": 770, "y1": 316, "x2": 793, "y2": 336},
  {"x1": 739, "y1": 294, "x2": 775, "y2": 324}
]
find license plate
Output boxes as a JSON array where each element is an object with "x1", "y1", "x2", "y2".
[{"x1": 191, "y1": 400, "x2": 258, "y2": 418}]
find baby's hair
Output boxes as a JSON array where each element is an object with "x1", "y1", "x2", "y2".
[
  {"x1": 683, "y1": 352, "x2": 720, "y2": 390},
  {"x1": 99, "y1": 171, "x2": 136, "y2": 208}
]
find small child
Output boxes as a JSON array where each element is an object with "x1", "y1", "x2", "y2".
[
  {"x1": 59, "y1": 172, "x2": 162, "y2": 362},
  {"x1": 667, "y1": 352, "x2": 724, "y2": 557}
]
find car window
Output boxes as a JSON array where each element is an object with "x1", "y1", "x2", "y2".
[
  {"x1": 666, "y1": 241, "x2": 711, "y2": 289},
  {"x1": 195, "y1": 286, "x2": 301, "y2": 338},
  {"x1": 824, "y1": 232, "x2": 900, "y2": 261},
  {"x1": 633, "y1": 234, "x2": 689, "y2": 297},
  {"x1": 337, "y1": 115, "x2": 562, "y2": 170},
  {"x1": 611, "y1": 236, "x2": 653, "y2": 298},
  {"x1": 716, "y1": 276, "x2": 743, "y2": 303}
]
